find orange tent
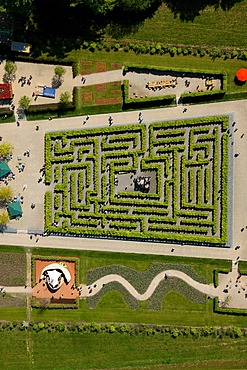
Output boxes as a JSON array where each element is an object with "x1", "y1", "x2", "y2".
[{"x1": 236, "y1": 68, "x2": 247, "y2": 82}]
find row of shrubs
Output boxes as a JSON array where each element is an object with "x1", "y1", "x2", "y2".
[
  {"x1": 80, "y1": 40, "x2": 247, "y2": 61},
  {"x1": 0, "y1": 320, "x2": 246, "y2": 338},
  {"x1": 26, "y1": 102, "x2": 75, "y2": 117}
]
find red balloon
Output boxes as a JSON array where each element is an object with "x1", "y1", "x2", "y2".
[{"x1": 236, "y1": 68, "x2": 247, "y2": 82}]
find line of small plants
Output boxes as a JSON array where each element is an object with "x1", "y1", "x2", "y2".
[
  {"x1": 0, "y1": 320, "x2": 246, "y2": 339},
  {"x1": 26, "y1": 102, "x2": 75, "y2": 118},
  {"x1": 80, "y1": 40, "x2": 247, "y2": 61},
  {"x1": 31, "y1": 297, "x2": 79, "y2": 309}
]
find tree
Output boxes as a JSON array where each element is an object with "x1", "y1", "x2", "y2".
[
  {"x1": 70, "y1": 0, "x2": 116, "y2": 14},
  {"x1": 0, "y1": 142, "x2": 14, "y2": 158},
  {"x1": 0, "y1": 211, "x2": 9, "y2": 227},
  {"x1": 59, "y1": 91, "x2": 71, "y2": 105},
  {"x1": 4, "y1": 61, "x2": 17, "y2": 75},
  {"x1": 0, "y1": 186, "x2": 13, "y2": 203},
  {"x1": 54, "y1": 66, "x2": 66, "y2": 77},
  {"x1": 3, "y1": 61, "x2": 17, "y2": 83},
  {"x1": 52, "y1": 66, "x2": 66, "y2": 88},
  {"x1": 18, "y1": 96, "x2": 31, "y2": 110}
]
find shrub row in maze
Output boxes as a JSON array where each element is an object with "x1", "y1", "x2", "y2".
[{"x1": 44, "y1": 116, "x2": 229, "y2": 245}]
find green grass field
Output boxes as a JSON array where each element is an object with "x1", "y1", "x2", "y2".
[
  {"x1": 0, "y1": 331, "x2": 246, "y2": 370},
  {"x1": 105, "y1": 2, "x2": 247, "y2": 48},
  {"x1": 28, "y1": 248, "x2": 245, "y2": 327},
  {"x1": 68, "y1": 49, "x2": 247, "y2": 95},
  {"x1": 0, "y1": 245, "x2": 245, "y2": 327}
]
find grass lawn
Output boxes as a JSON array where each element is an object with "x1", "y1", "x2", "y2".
[
  {"x1": 74, "y1": 80, "x2": 122, "y2": 115},
  {"x1": 27, "y1": 49, "x2": 247, "y2": 120},
  {"x1": 0, "y1": 331, "x2": 247, "y2": 369},
  {"x1": 0, "y1": 246, "x2": 245, "y2": 326},
  {"x1": 68, "y1": 49, "x2": 247, "y2": 96},
  {"x1": 30, "y1": 247, "x2": 247, "y2": 327},
  {"x1": 105, "y1": 2, "x2": 247, "y2": 48},
  {"x1": 79, "y1": 60, "x2": 122, "y2": 75},
  {"x1": 0, "y1": 307, "x2": 27, "y2": 321}
]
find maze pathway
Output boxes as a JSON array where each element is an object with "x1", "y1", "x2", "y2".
[{"x1": 44, "y1": 115, "x2": 229, "y2": 246}]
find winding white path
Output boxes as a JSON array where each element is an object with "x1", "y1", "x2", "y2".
[{"x1": 82, "y1": 269, "x2": 218, "y2": 300}]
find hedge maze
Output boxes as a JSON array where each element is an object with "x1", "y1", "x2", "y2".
[{"x1": 44, "y1": 115, "x2": 229, "y2": 245}]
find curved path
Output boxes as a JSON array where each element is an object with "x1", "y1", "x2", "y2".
[{"x1": 81, "y1": 269, "x2": 218, "y2": 300}]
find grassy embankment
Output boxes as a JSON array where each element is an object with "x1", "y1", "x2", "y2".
[
  {"x1": 0, "y1": 331, "x2": 247, "y2": 370},
  {"x1": 106, "y1": 2, "x2": 247, "y2": 48}
]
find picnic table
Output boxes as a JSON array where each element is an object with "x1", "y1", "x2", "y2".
[
  {"x1": 147, "y1": 80, "x2": 172, "y2": 89},
  {"x1": 205, "y1": 80, "x2": 214, "y2": 86}
]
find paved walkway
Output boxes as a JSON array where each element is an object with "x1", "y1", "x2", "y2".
[
  {"x1": 0, "y1": 98, "x2": 247, "y2": 261},
  {"x1": 81, "y1": 267, "x2": 247, "y2": 309},
  {"x1": 0, "y1": 64, "x2": 246, "y2": 260},
  {"x1": 5, "y1": 264, "x2": 246, "y2": 309},
  {"x1": 74, "y1": 69, "x2": 123, "y2": 86},
  {"x1": 81, "y1": 270, "x2": 217, "y2": 300}
]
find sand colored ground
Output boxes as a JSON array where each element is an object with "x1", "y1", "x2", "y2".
[{"x1": 32, "y1": 259, "x2": 79, "y2": 300}]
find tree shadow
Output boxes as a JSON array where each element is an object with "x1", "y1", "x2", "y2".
[
  {"x1": 164, "y1": 0, "x2": 245, "y2": 21},
  {"x1": 106, "y1": 0, "x2": 162, "y2": 39},
  {"x1": 234, "y1": 76, "x2": 246, "y2": 86}
]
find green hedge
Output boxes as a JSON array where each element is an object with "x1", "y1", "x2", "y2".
[
  {"x1": 214, "y1": 298, "x2": 247, "y2": 316},
  {"x1": 26, "y1": 102, "x2": 75, "y2": 118},
  {"x1": 124, "y1": 65, "x2": 227, "y2": 104},
  {"x1": 181, "y1": 90, "x2": 225, "y2": 104},
  {"x1": 0, "y1": 321, "x2": 246, "y2": 337},
  {"x1": 122, "y1": 80, "x2": 176, "y2": 109},
  {"x1": 44, "y1": 117, "x2": 228, "y2": 245}
]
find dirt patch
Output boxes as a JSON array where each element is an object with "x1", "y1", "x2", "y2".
[
  {"x1": 111, "y1": 81, "x2": 121, "y2": 86},
  {"x1": 32, "y1": 259, "x2": 79, "y2": 300},
  {"x1": 81, "y1": 61, "x2": 92, "y2": 66},
  {"x1": 81, "y1": 69, "x2": 93, "y2": 75},
  {"x1": 96, "y1": 62, "x2": 107, "y2": 73},
  {"x1": 111, "y1": 63, "x2": 122, "y2": 70},
  {"x1": 96, "y1": 83, "x2": 106, "y2": 92},
  {"x1": 96, "y1": 97, "x2": 122, "y2": 105},
  {"x1": 81, "y1": 91, "x2": 93, "y2": 103}
]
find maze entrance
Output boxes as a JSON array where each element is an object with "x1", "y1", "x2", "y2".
[{"x1": 45, "y1": 116, "x2": 229, "y2": 246}]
